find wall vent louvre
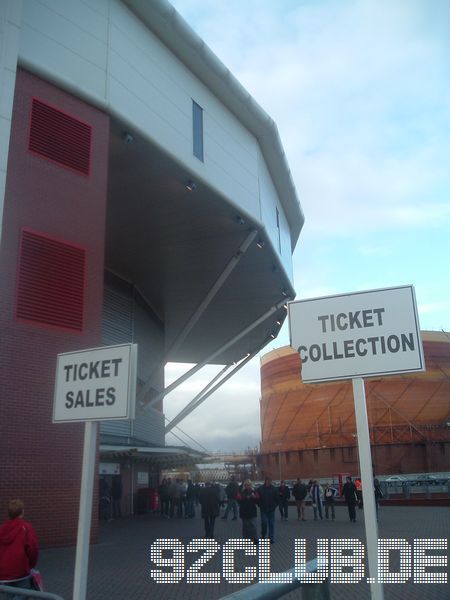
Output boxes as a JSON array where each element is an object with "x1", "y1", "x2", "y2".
[
  {"x1": 29, "y1": 98, "x2": 91, "y2": 175},
  {"x1": 16, "y1": 230, "x2": 86, "y2": 332}
]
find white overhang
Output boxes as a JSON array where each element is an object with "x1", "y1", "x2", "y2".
[{"x1": 123, "y1": 0, "x2": 304, "y2": 248}]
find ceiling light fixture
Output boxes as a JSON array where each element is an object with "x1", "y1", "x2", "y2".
[
  {"x1": 185, "y1": 180, "x2": 197, "y2": 192},
  {"x1": 122, "y1": 131, "x2": 134, "y2": 144}
]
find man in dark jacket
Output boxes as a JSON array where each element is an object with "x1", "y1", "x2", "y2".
[
  {"x1": 222, "y1": 476, "x2": 239, "y2": 520},
  {"x1": 342, "y1": 476, "x2": 358, "y2": 522},
  {"x1": 277, "y1": 481, "x2": 290, "y2": 520},
  {"x1": 236, "y1": 480, "x2": 259, "y2": 543},
  {"x1": 199, "y1": 483, "x2": 220, "y2": 538},
  {"x1": 292, "y1": 478, "x2": 308, "y2": 521},
  {"x1": 0, "y1": 499, "x2": 39, "y2": 592},
  {"x1": 257, "y1": 477, "x2": 278, "y2": 543}
]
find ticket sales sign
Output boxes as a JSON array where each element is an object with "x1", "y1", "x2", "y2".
[
  {"x1": 53, "y1": 343, "x2": 137, "y2": 422},
  {"x1": 289, "y1": 285, "x2": 424, "y2": 383}
]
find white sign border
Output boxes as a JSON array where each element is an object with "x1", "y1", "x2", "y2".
[
  {"x1": 288, "y1": 284, "x2": 425, "y2": 383},
  {"x1": 53, "y1": 343, "x2": 137, "y2": 423}
]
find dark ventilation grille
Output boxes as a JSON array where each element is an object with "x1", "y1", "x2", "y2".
[
  {"x1": 16, "y1": 230, "x2": 86, "y2": 331},
  {"x1": 29, "y1": 98, "x2": 91, "y2": 175}
]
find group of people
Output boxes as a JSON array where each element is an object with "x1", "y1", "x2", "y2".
[
  {"x1": 195, "y1": 474, "x2": 384, "y2": 542},
  {"x1": 158, "y1": 477, "x2": 198, "y2": 519}
]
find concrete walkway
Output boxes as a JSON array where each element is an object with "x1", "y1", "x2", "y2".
[{"x1": 38, "y1": 504, "x2": 449, "y2": 600}]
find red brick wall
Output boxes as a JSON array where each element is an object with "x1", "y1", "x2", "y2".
[{"x1": 0, "y1": 70, "x2": 109, "y2": 546}]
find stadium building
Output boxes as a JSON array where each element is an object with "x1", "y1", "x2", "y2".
[
  {"x1": 0, "y1": 0, "x2": 303, "y2": 545},
  {"x1": 259, "y1": 332, "x2": 450, "y2": 480}
]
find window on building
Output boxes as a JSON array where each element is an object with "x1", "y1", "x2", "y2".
[
  {"x1": 192, "y1": 100, "x2": 204, "y2": 161},
  {"x1": 276, "y1": 207, "x2": 281, "y2": 253}
]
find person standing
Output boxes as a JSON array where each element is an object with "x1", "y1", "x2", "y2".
[
  {"x1": 199, "y1": 482, "x2": 220, "y2": 539},
  {"x1": 236, "y1": 480, "x2": 259, "y2": 544},
  {"x1": 355, "y1": 478, "x2": 363, "y2": 509},
  {"x1": 309, "y1": 480, "x2": 323, "y2": 521},
  {"x1": 374, "y1": 477, "x2": 383, "y2": 521},
  {"x1": 257, "y1": 477, "x2": 278, "y2": 544},
  {"x1": 0, "y1": 500, "x2": 39, "y2": 593},
  {"x1": 342, "y1": 476, "x2": 358, "y2": 522},
  {"x1": 323, "y1": 483, "x2": 337, "y2": 520},
  {"x1": 111, "y1": 476, "x2": 123, "y2": 518},
  {"x1": 159, "y1": 478, "x2": 170, "y2": 519},
  {"x1": 186, "y1": 480, "x2": 196, "y2": 519},
  {"x1": 277, "y1": 480, "x2": 290, "y2": 520},
  {"x1": 292, "y1": 478, "x2": 308, "y2": 521},
  {"x1": 222, "y1": 476, "x2": 239, "y2": 521}
]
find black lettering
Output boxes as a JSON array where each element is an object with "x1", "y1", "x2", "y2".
[
  {"x1": 322, "y1": 343, "x2": 333, "y2": 360},
  {"x1": 100, "y1": 361, "x2": 110, "y2": 378},
  {"x1": 74, "y1": 390, "x2": 85, "y2": 408},
  {"x1": 356, "y1": 338, "x2": 367, "y2": 356},
  {"x1": 373, "y1": 308, "x2": 385, "y2": 325},
  {"x1": 65, "y1": 391, "x2": 74, "y2": 408},
  {"x1": 401, "y1": 333, "x2": 415, "y2": 351},
  {"x1": 310, "y1": 345, "x2": 321, "y2": 362},
  {"x1": 78, "y1": 363, "x2": 88, "y2": 380},
  {"x1": 317, "y1": 315, "x2": 329, "y2": 333},
  {"x1": 343, "y1": 339, "x2": 355, "y2": 358},
  {"x1": 367, "y1": 337, "x2": 379, "y2": 354},
  {"x1": 298, "y1": 345, "x2": 308, "y2": 363},
  {"x1": 362, "y1": 309, "x2": 373, "y2": 327},
  {"x1": 336, "y1": 313, "x2": 348, "y2": 331},
  {"x1": 95, "y1": 388, "x2": 105, "y2": 406},
  {"x1": 348, "y1": 311, "x2": 362, "y2": 329},
  {"x1": 89, "y1": 361, "x2": 100, "y2": 379},
  {"x1": 111, "y1": 358, "x2": 122, "y2": 376},
  {"x1": 64, "y1": 365, "x2": 73, "y2": 382},
  {"x1": 106, "y1": 387, "x2": 115, "y2": 405},
  {"x1": 329, "y1": 314, "x2": 336, "y2": 332},
  {"x1": 85, "y1": 389, "x2": 94, "y2": 407},
  {"x1": 332, "y1": 341, "x2": 344, "y2": 359},
  {"x1": 380, "y1": 335, "x2": 386, "y2": 353},
  {"x1": 387, "y1": 335, "x2": 400, "y2": 353}
]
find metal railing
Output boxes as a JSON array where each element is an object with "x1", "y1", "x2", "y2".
[
  {"x1": 0, "y1": 583, "x2": 64, "y2": 599},
  {"x1": 219, "y1": 558, "x2": 330, "y2": 600}
]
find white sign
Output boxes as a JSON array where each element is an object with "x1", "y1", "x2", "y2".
[
  {"x1": 289, "y1": 285, "x2": 424, "y2": 383},
  {"x1": 99, "y1": 462, "x2": 120, "y2": 475},
  {"x1": 53, "y1": 343, "x2": 137, "y2": 422},
  {"x1": 138, "y1": 471, "x2": 149, "y2": 485}
]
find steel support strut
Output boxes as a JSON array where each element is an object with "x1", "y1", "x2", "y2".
[
  {"x1": 143, "y1": 298, "x2": 288, "y2": 410},
  {"x1": 165, "y1": 348, "x2": 260, "y2": 433},
  {"x1": 137, "y1": 229, "x2": 257, "y2": 404}
]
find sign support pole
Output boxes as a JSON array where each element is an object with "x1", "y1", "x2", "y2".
[
  {"x1": 73, "y1": 421, "x2": 97, "y2": 600},
  {"x1": 352, "y1": 377, "x2": 384, "y2": 600}
]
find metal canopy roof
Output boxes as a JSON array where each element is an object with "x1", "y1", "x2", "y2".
[
  {"x1": 106, "y1": 119, "x2": 294, "y2": 365},
  {"x1": 100, "y1": 444, "x2": 207, "y2": 469}
]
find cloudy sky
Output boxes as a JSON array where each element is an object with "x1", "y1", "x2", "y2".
[{"x1": 164, "y1": 0, "x2": 450, "y2": 453}]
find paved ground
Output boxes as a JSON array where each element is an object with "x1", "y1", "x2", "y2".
[{"x1": 38, "y1": 504, "x2": 449, "y2": 600}]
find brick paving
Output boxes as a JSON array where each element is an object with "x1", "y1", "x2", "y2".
[{"x1": 38, "y1": 504, "x2": 449, "y2": 600}]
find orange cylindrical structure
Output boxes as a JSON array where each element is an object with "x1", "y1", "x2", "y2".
[{"x1": 259, "y1": 331, "x2": 450, "y2": 479}]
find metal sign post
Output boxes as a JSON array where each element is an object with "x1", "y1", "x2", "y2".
[
  {"x1": 53, "y1": 343, "x2": 138, "y2": 600},
  {"x1": 352, "y1": 377, "x2": 383, "y2": 600},
  {"x1": 73, "y1": 421, "x2": 97, "y2": 600},
  {"x1": 288, "y1": 285, "x2": 425, "y2": 600}
]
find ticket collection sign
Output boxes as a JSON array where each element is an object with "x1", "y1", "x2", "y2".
[{"x1": 288, "y1": 285, "x2": 424, "y2": 383}]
